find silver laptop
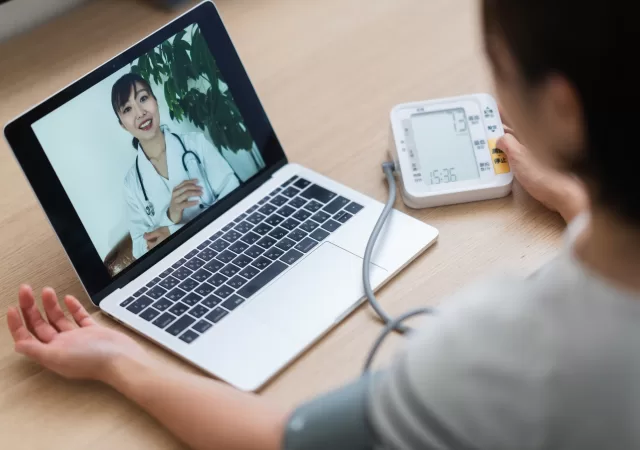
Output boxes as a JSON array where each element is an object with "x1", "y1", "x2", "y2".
[{"x1": 4, "y1": 1, "x2": 438, "y2": 390}]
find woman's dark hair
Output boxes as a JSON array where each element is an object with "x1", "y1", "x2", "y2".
[
  {"x1": 483, "y1": 0, "x2": 638, "y2": 224},
  {"x1": 111, "y1": 73, "x2": 156, "y2": 149}
]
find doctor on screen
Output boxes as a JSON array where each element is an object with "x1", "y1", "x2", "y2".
[{"x1": 112, "y1": 73, "x2": 240, "y2": 259}]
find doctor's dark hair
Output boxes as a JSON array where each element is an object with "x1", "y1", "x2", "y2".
[
  {"x1": 111, "y1": 73, "x2": 156, "y2": 150},
  {"x1": 483, "y1": 0, "x2": 639, "y2": 224}
]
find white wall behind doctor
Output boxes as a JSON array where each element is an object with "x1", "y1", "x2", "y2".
[{"x1": 32, "y1": 65, "x2": 251, "y2": 261}]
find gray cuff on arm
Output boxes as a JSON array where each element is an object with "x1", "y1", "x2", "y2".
[{"x1": 283, "y1": 373, "x2": 379, "y2": 450}]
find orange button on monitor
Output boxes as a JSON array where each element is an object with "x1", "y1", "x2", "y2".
[{"x1": 488, "y1": 138, "x2": 510, "y2": 174}]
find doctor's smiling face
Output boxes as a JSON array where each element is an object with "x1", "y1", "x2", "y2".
[{"x1": 111, "y1": 74, "x2": 161, "y2": 146}]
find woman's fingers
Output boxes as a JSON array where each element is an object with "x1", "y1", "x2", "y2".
[
  {"x1": 7, "y1": 307, "x2": 36, "y2": 344},
  {"x1": 174, "y1": 191, "x2": 202, "y2": 204},
  {"x1": 42, "y1": 288, "x2": 76, "y2": 332},
  {"x1": 18, "y1": 285, "x2": 58, "y2": 343},
  {"x1": 64, "y1": 296, "x2": 96, "y2": 328},
  {"x1": 172, "y1": 185, "x2": 203, "y2": 200}
]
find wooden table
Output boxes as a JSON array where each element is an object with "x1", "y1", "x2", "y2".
[{"x1": 0, "y1": 0, "x2": 564, "y2": 448}]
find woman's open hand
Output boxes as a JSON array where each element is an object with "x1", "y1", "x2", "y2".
[
  {"x1": 167, "y1": 179, "x2": 203, "y2": 224},
  {"x1": 7, "y1": 285, "x2": 150, "y2": 382}
]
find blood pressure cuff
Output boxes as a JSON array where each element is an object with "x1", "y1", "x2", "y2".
[{"x1": 283, "y1": 373, "x2": 379, "y2": 450}]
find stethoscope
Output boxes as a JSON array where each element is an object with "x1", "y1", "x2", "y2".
[{"x1": 135, "y1": 132, "x2": 217, "y2": 217}]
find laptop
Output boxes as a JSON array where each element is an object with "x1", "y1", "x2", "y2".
[{"x1": 4, "y1": 1, "x2": 438, "y2": 391}]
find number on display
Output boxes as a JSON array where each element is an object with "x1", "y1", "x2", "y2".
[{"x1": 430, "y1": 168, "x2": 457, "y2": 184}]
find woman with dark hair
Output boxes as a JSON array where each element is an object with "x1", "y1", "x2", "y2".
[
  {"x1": 112, "y1": 73, "x2": 239, "y2": 258},
  {"x1": 7, "y1": 1, "x2": 639, "y2": 448}
]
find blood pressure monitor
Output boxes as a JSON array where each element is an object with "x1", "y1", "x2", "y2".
[{"x1": 390, "y1": 93, "x2": 512, "y2": 208}]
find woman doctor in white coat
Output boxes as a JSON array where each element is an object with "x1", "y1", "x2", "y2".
[{"x1": 112, "y1": 73, "x2": 240, "y2": 259}]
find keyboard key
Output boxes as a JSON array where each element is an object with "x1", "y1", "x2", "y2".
[
  {"x1": 282, "y1": 175, "x2": 298, "y2": 187},
  {"x1": 120, "y1": 297, "x2": 136, "y2": 309},
  {"x1": 169, "y1": 302, "x2": 189, "y2": 316},
  {"x1": 241, "y1": 231, "x2": 260, "y2": 245},
  {"x1": 253, "y1": 222, "x2": 273, "y2": 236},
  {"x1": 204, "y1": 259, "x2": 224, "y2": 273},
  {"x1": 323, "y1": 196, "x2": 350, "y2": 214},
  {"x1": 321, "y1": 219, "x2": 342, "y2": 232},
  {"x1": 153, "y1": 312, "x2": 176, "y2": 329},
  {"x1": 280, "y1": 218, "x2": 301, "y2": 231},
  {"x1": 238, "y1": 261, "x2": 288, "y2": 298},
  {"x1": 288, "y1": 229, "x2": 308, "y2": 242},
  {"x1": 178, "y1": 278, "x2": 198, "y2": 292},
  {"x1": 220, "y1": 263, "x2": 241, "y2": 278},
  {"x1": 179, "y1": 330, "x2": 199, "y2": 344},
  {"x1": 223, "y1": 230, "x2": 242, "y2": 243},
  {"x1": 232, "y1": 254, "x2": 253, "y2": 268},
  {"x1": 295, "y1": 237, "x2": 319, "y2": 253},
  {"x1": 197, "y1": 241, "x2": 210, "y2": 251},
  {"x1": 227, "y1": 275, "x2": 249, "y2": 289},
  {"x1": 193, "y1": 319, "x2": 213, "y2": 333},
  {"x1": 269, "y1": 195, "x2": 288, "y2": 207},
  {"x1": 265, "y1": 214, "x2": 284, "y2": 227},
  {"x1": 300, "y1": 184, "x2": 337, "y2": 203},
  {"x1": 184, "y1": 257, "x2": 205, "y2": 271},
  {"x1": 234, "y1": 221, "x2": 253, "y2": 234},
  {"x1": 140, "y1": 307, "x2": 161, "y2": 322},
  {"x1": 214, "y1": 285, "x2": 234, "y2": 299},
  {"x1": 246, "y1": 205, "x2": 259, "y2": 214},
  {"x1": 245, "y1": 245, "x2": 265, "y2": 258},
  {"x1": 303, "y1": 200, "x2": 323, "y2": 213},
  {"x1": 146, "y1": 286, "x2": 167, "y2": 300},
  {"x1": 181, "y1": 292, "x2": 202, "y2": 306},
  {"x1": 239, "y1": 265, "x2": 260, "y2": 280},
  {"x1": 211, "y1": 231, "x2": 223, "y2": 240},
  {"x1": 133, "y1": 287, "x2": 148, "y2": 297},
  {"x1": 252, "y1": 256, "x2": 272, "y2": 270},
  {"x1": 277, "y1": 205, "x2": 296, "y2": 217},
  {"x1": 188, "y1": 304, "x2": 209, "y2": 318},
  {"x1": 268, "y1": 227, "x2": 287, "y2": 240},
  {"x1": 173, "y1": 266, "x2": 193, "y2": 280},
  {"x1": 206, "y1": 307, "x2": 228, "y2": 324},
  {"x1": 222, "y1": 295, "x2": 245, "y2": 311},
  {"x1": 299, "y1": 220, "x2": 320, "y2": 233},
  {"x1": 152, "y1": 298, "x2": 173, "y2": 311},
  {"x1": 245, "y1": 212, "x2": 266, "y2": 225},
  {"x1": 191, "y1": 269, "x2": 212, "y2": 283},
  {"x1": 158, "y1": 275, "x2": 180, "y2": 290},
  {"x1": 288, "y1": 197, "x2": 307, "y2": 209},
  {"x1": 209, "y1": 239, "x2": 230, "y2": 252},
  {"x1": 201, "y1": 295, "x2": 222, "y2": 309},
  {"x1": 171, "y1": 258, "x2": 186, "y2": 269},
  {"x1": 345, "y1": 202, "x2": 364, "y2": 214},
  {"x1": 269, "y1": 187, "x2": 282, "y2": 196},
  {"x1": 264, "y1": 247, "x2": 285, "y2": 260},
  {"x1": 197, "y1": 248, "x2": 218, "y2": 261},
  {"x1": 280, "y1": 249, "x2": 305, "y2": 265},
  {"x1": 258, "y1": 203, "x2": 277, "y2": 216},
  {"x1": 310, "y1": 228, "x2": 330, "y2": 242},
  {"x1": 281, "y1": 186, "x2": 301, "y2": 198},
  {"x1": 256, "y1": 236, "x2": 277, "y2": 249},
  {"x1": 334, "y1": 211, "x2": 353, "y2": 223},
  {"x1": 234, "y1": 213, "x2": 247, "y2": 222},
  {"x1": 258, "y1": 196, "x2": 269, "y2": 205},
  {"x1": 195, "y1": 283, "x2": 215, "y2": 297},
  {"x1": 166, "y1": 287, "x2": 187, "y2": 301},
  {"x1": 228, "y1": 240, "x2": 250, "y2": 254},
  {"x1": 208, "y1": 273, "x2": 229, "y2": 287},
  {"x1": 222, "y1": 223, "x2": 234, "y2": 232},
  {"x1": 216, "y1": 250, "x2": 236, "y2": 264},
  {"x1": 293, "y1": 178, "x2": 311, "y2": 189},
  {"x1": 311, "y1": 211, "x2": 331, "y2": 223},
  {"x1": 276, "y1": 237, "x2": 296, "y2": 251},
  {"x1": 166, "y1": 316, "x2": 196, "y2": 336},
  {"x1": 159, "y1": 268, "x2": 173, "y2": 278},
  {"x1": 292, "y1": 209, "x2": 311, "y2": 222},
  {"x1": 126, "y1": 296, "x2": 154, "y2": 314},
  {"x1": 185, "y1": 249, "x2": 199, "y2": 259},
  {"x1": 146, "y1": 277, "x2": 161, "y2": 287}
]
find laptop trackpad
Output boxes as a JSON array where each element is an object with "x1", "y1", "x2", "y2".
[{"x1": 248, "y1": 242, "x2": 388, "y2": 341}]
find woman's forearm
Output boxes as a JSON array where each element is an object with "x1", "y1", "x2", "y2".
[{"x1": 106, "y1": 353, "x2": 288, "y2": 450}]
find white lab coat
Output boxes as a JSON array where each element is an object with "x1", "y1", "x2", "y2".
[{"x1": 124, "y1": 129, "x2": 240, "y2": 259}]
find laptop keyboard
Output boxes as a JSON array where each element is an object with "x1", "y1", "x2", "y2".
[{"x1": 119, "y1": 176, "x2": 364, "y2": 344}]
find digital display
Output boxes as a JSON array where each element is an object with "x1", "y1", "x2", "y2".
[{"x1": 411, "y1": 108, "x2": 479, "y2": 186}]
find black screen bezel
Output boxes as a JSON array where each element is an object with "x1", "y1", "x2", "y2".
[{"x1": 3, "y1": 1, "x2": 287, "y2": 304}]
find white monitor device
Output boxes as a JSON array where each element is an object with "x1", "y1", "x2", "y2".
[{"x1": 390, "y1": 93, "x2": 512, "y2": 208}]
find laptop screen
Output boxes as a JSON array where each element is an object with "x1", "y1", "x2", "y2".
[{"x1": 30, "y1": 23, "x2": 266, "y2": 278}]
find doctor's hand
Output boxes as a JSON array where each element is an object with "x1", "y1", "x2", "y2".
[
  {"x1": 167, "y1": 179, "x2": 203, "y2": 224},
  {"x1": 145, "y1": 226, "x2": 170, "y2": 251},
  {"x1": 7, "y1": 285, "x2": 151, "y2": 383}
]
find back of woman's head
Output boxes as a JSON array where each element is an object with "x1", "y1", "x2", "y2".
[{"x1": 483, "y1": 0, "x2": 637, "y2": 224}]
